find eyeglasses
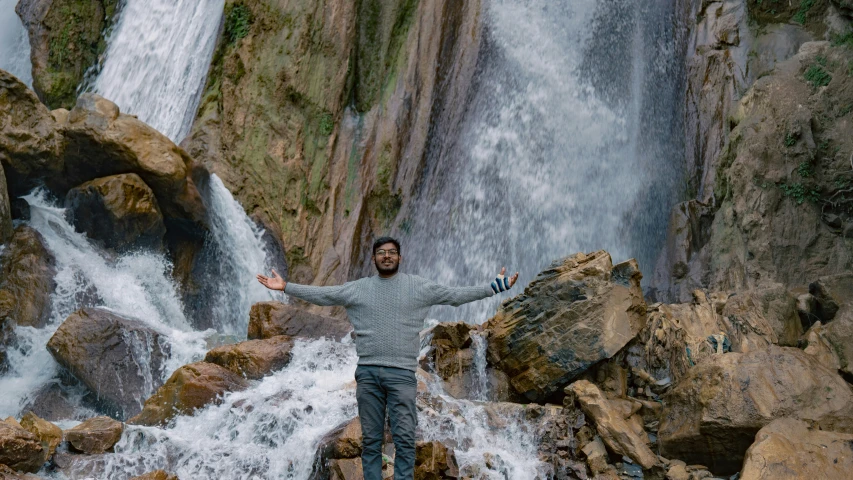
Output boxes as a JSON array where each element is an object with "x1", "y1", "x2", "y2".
[{"x1": 375, "y1": 249, "x2": 399, "y2": 257}]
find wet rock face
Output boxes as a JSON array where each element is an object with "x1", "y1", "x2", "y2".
[
  {"x1": 0, "y1": 418, "x2": 44, "y2": 473},
  {"x1": 19, "y1": 412, "x2": 62, "y2": 463},
  {"x1": 0, "y1": 226, "x2": 57, "y2": 329},
  {"x1": 659, "y1": 345, "x2": 853, "y2": 474},
  {"x1": 46, "y1": 308, "x2": 171, "y2": 419},
  {"x1": 15, "y1": 0, "x2": 119, "y2": 109},
  {"x1": 740, "y1": 418, "x2": 853, "y2": 480},
  {"x1": 248, "y1": 302, "x2": 351, "y2": 341},
  {"x1": 64, "y1": 416, "x2": 124, "y2": 454},
  {"x1": 485, "y1": 251, "x2": 646, "y2": 402},
  {"x1": 0, "y1": 69, "x2": 64, "y2": 197},
  {"x1": 203, "y1": 335, "x2": 294, "y2": 380},
  {"x1": 0, "y1": 162, "x2": 11, "y2": 244},
  {"x1": 128, "y1": 362, "x2": 249, "y2": 427},
  {"x1": 65, "y1": 173, "x2": 167, "y2": 253},
  {"x1": 130, "y1": 471, "x2": 180, "y2": 480},
  {"x1": 414, "y1": 441, "x2": 459, "y2": 479}
]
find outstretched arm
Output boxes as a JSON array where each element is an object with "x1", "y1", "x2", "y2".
[
  {"x1": 256, "y1": 269, "x2": 357, "y2": 307},
  {"x1": 422, "y1": 267, "x2": 519, "y2": 307}
]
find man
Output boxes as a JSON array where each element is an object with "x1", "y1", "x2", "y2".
[{"x1": 256, "y1": 236, "x2": 517, "y2": 479}]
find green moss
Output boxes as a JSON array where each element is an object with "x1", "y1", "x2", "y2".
[
  {"x1": 225, "y1": 3, "x2": 253, "y2": 46},
  {"x1": 792, "y1": 0, "x2": 815, "y2": 24},
  {"x1": 367, "y1": 188, "x2": 402, "y2": 229},
  {"x1": 318, "y1": 112, "x2": 335, "y2": 136},
  {"x1": 804, "y1": 64, "x2": 832, "y2": 87}
]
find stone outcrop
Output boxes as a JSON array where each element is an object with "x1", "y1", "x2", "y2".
[
  {"x1": 420, "y1": 322, "x2": 515, "y2": 402},
  {"x1": 0, "y1": 69, "x2": 64, "y2": 197},
  {"x1": 248, "y1": 302, "x2": 351, "y2": 341},
  {"x1": 46, "y1": 308, "x2": 170, "y2": 419},
  {"x1": 807, "y1": 273, "x2": 853, "y2": 378},
  {"x1": 740, "y1": 418, "x2": 853, "y2": 480},
  {"x1": 64, "y1": 416, "x2": 123, "y2": 454},
  {"x1": 659, "y1": 345, "x2": 853, "y2": 474},
  {"x1": 203, "y1": 335, "x2": 294, "y2": 380},
  {"x1": 64, "y1": 173, "x2": 167, "y2": 252},
  {"x1": 15, "y1": 0, "x2": 119, "y2": 109},
  {"x1": 0, "y1": 464, "x2": 41, "y2": 479},
  {"x1": 130, "y1": 471, "x2": 180, "y2": 480},
  {"x1": 183, "y1": 0, "x2": 484, "y2": 291},
  {"x1": 129, "y1": 362, "x2": 249, "y2": 426},
  {"x1": 567, "y1": 380, "x2": 658, "y2": 470},
  {"x1": 485, "y1": 251, "x2": 646, "y2": 402},
  {"x1": 0, "y1": 419, "x2": 44, "y2": 473},
  {"x1": 18, "y1": 412, "x2": 61, "y2": 463},
  {"x1": 414, "y1": 441, "x2": 459, "y2": 479},
  {"x1": 0, "y1": 161, "x2": 11, "y2": 244}
]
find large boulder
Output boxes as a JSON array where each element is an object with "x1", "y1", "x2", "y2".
[
  {"x1": 64, "y1": 416, "x2": 123, "y2": 454},
  {"x1": 567, "y1": 380, "x2": 657, "y2": 470},
  {"x1": 414, "y1": 441, "x2": 459, "y2": 479},
  {"x1": 0, "y1": 69, "x2": 64, "y2": 197},
  {"x1": 46, "y1": 308, "x2": 171, "y2": 419},
  {"x1": 203, "y1": 335, "x2": 294, "y2": 380},
  {"x1": 56, "y1": 94, "x2": 207, "y2": 234},
  {"x1": 808, "y1": 273, "x2": 853, "y2": 377},
  {"x1": 18, "y1": 412, "x2": 61, "y2": 463},
  {"x1": 484, "y1": 251, "x2": 647, "y2": 402},
  {"x1": 0, "y1": 419, "x2": 44, "y2": 473},
  {"x1": 248, "y1": 302, "x2": 351, "y2": 341},
  {"x1": 15, "y1": 0, "x2": 119, "y2": 109},
  {"x1": 740, "y1": 418, "x2": 853, "y2": 480},
  {"x1": 64, "y1": 173, "x2": 167, "y2": 252},
  {"x1": 130, "y1": 471, "x2": 179, "y2": 480},
  {"x1": 659, "y1": 345, "x2": 853, "y2": 474},
  {"x1": 129, "y1": 362, "x2": 249, "y2": 426}
]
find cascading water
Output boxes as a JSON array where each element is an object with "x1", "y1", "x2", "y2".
[
  {"x1": 403, "y1": 0, "x2": 685, "y2": 322},
  {"x1": 91, "y1": 0, "x2": 223, "y2": 142},
  {"x1": 0, "y1": 0, "x2": 33, "y2": 86}
]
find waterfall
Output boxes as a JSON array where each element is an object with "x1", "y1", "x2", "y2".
[
  {"x1": 470, "y1": 331, "x2": 489, "y2": 401},
  {"x1": 404, "y1": 0, "x2": 685, "y2": 322},
  {"x1": 91, "y1": 0, "x2": 224, "y2": 142},
  {"x1": 0, "y1": 0, "x2": 33, "y2": 86}
]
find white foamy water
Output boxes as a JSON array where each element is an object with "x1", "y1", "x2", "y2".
[
  {"x1": 92, "y1": 0, "x2": 223, "y2": 142},
  {"x1": 405, "y1": 0, "x2": 684, "y2": 322},
  {"x1": 0, "y1": 0, "x2": 33, "y2": 86}
]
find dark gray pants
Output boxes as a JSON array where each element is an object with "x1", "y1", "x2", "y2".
[{"x1": 355, "y1": 365, "x2": 417, "y2": 480}]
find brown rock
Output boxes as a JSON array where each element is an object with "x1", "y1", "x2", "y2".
[
  {"x1": 567, "y1": 380, "x2": 658, "y2": 470},
  {"x1": 0, "y1": 419, "x2": 44, "y2": 473},
  {"x1": 581, "y1": 436, "x2": 609, "y2": 475},
  {"x1": 130, "y1": 470, "x2": 179, "y2": 480},
  {"x1": 414, "y1": 441, "x2": 459, "y2": 479},
  {"x1": 15, "y1": 0, "x2": 119, "y2": 109},
  {"x1": 46, "y1": 308, "x2": 170, "y2": 419},
  {"x1": 810, "y1": 274, "x2": 853, "y2": 377},
  {"x1": 740, "y1": 418, "x2": 853, "y2": 480},
  {"x1": 64, "y1": 416, "x2": 123, "y2": 454},
  {"x1": 129, "y1": 362, "x2": 249, "y2": 426},
  {"x1": 802, "y1": 322, "x2": 841, "y2": 371},
  {"x1": 720, "y1": 285, "x2": 802, "y2": 348},
  {"x1": 0, "y1": 463, "x2": 41, "y2": 479},
  {"x1": 0, "y1": 69, "x2": 64, "y2": 197},
  {"x1": 18, "y1": 412, "x2": 61, "y2": 462},
  {"x1": 56, "y1": 94, "x2": 207, "y2": 233},
  {"x1": 485, "y1": 251, "x2": 647, "y2": 402},
  {"x1": 248, "y1": 302, "x2": 351, "y2": 341},
  {"x1": 19, "y1": 382, "x2": 78, "y2": 422},
  {"x1": 316, "y1": 417, "x2": 363, "y2": 460},
  {"x1": 64, "y1": 173, "x2": 167, "y2": 252},
  {"x1": 0, "y1": 226, "x2": 56, "y2": 328},
  {"x1": 329, "y1": 457, "x2": 363, "y2": 480},
  {"x1": 659, "y1": 345, "x2": 853, "y2": 474},
  {"x1": 203, "y1": 336, "x2": 294, "y2": 380}
]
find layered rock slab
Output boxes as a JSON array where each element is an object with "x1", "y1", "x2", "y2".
[
  {"x1": 129, "y1": 362, "x2": 249, "y2": 426},
  {"x1": 740, "y1": 418, "x2": 853, "y2": 480},
  {"x1": 64, "y1": 173, "x2": 167, "y2": 252},
  {"x1": 249, "y1": 302, "x2": 351, "y2": 341},
  {"x1": 46, "y1": 308, "x2": 170, "y2": 419},
  {"x1": 64, "y1": 416, "x2": 123, "y2": 454},
  {"x1": 0, "y1": 419, "x2": 44, "y2": 473},
  {"x1": 203, "y1": 335, "x2": 294, "y2": 380},
  {"x1": 659, "y1": 345, "x2": 853, "y2": 474},
  {"x1": 485, "y1": 251, "x2": 646, "y2": 402}
]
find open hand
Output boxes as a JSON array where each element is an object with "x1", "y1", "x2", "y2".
[
  {"x1": 256, "y1": 269, "x2": 286, "y2": 291},
  {"x1": 499, "y1": 266, "x2": 519, "y2": 288}
]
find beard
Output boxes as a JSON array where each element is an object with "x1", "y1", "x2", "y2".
[{"x1": 375, "y1": 258, "x2": 399, "y2": 275}]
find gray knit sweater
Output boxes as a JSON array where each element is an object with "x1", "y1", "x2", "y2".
[{"x1": 284, "y1": 273, "x2": 495, "y2": 371}]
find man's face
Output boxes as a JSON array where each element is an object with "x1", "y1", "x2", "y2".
[{"x1": 374, "y1": 242, "x2": 400, "y2": 275}]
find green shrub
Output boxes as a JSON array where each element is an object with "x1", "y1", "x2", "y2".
[
  {"x1": 792, "y1": 0, "x2": 815, "y2": 24},
  {"x1": 804, "y1": 64, "x2": 832, "y2": 87},
  {"x1": 225, "y1": 3, "x2": 252, "y2": 46}
]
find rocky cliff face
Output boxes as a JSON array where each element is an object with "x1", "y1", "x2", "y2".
[
  {"x1": 16, "y1": 0, "x2": 119, "y2": 109},
  {"x1": 182, "y1": 0, "x2": 483, "y2": 301},
  {"x1": 653, "y1": 0, "x2": 853, "y2": 302}
]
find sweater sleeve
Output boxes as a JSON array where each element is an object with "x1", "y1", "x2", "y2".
[
  {"x1": 284, "y1": 281, "x2": 360, "y2": 307},
  {"x1": 417, "y1": 277, "x2": 495, "y2": 307}
]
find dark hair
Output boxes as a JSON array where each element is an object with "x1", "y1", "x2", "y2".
[{"x1": 372, "y1": 236, "x2": 401, "y2": 255}]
